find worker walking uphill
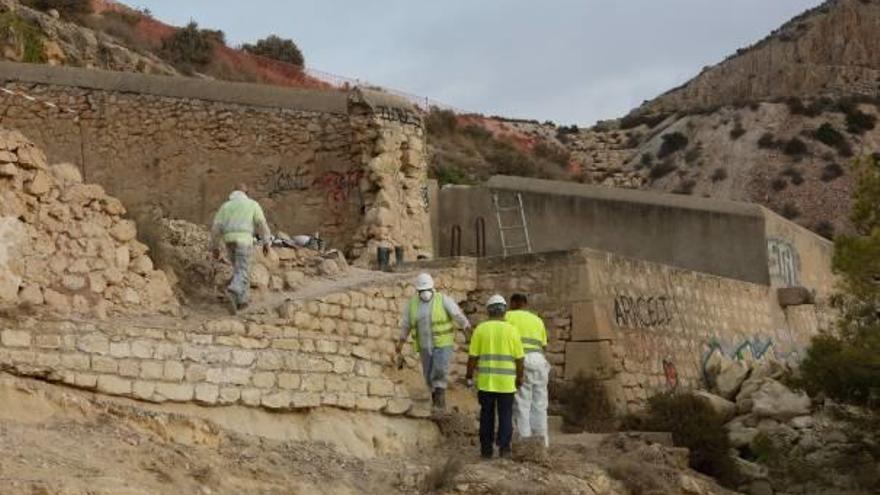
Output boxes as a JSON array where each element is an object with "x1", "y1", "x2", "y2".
[
  {"x1": 466, "y1": 295, "x2": 525, "y2": 459},
  {"x1": 396, "y1": 273, "x2": 471, "y2": 412},
  {"x1": 211, "y1": 185, "x2": 271, "y2": 315},
  {"x1": 506, "y1": 293, "x2": 550, "y2": 446}
]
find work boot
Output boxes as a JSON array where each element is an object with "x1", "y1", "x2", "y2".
[
  {"x1": 225, "y1": 290, "x2": 238, "y2": 316},
  {"x1": 432, "y1": 387, "x2": 446, "y2": 412}
]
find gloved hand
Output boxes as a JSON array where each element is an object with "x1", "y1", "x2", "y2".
[{"x1": 465, "y1": 377, "x2": 474, "y2": 389}]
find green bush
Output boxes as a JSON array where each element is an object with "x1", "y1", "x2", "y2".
[
  {"x1": 821, "y1": 162, "x2": 845, "y2": 182},
  {"x1": 658, "y1": 132, "x2": 689, "y2": 159},
  {"x1": 242, "y1": 34, "x2": 304, "y2": 67},
  {"x1": 638, "y1": 392, "x2": 739, "y2": 486},
  {"x1": 638, "y1": 153, "x2": 654, "y2": 169},
  {"x1": 812, "y1": 123, "x2": 853, "y2": 157},
  {"x1": 432, "y1": 164, "x2": 470, "y2": 186},
  {"x1": 0, "y1": 12, "x2": 46, "y2": 63},
  {"x1": 559, "y1": 373, "x2": 615, "y2": 433},
  {"x1": 782, "y1": 165, "x2": 804, "y2": 185},
  {"x1": 771, "y1": 178, "x2": 788, "y2": 192},
  {"x1": 780, "y1": 202, "x2": 800, "y2": 219},
  {"x1": 782, "y1": 137, "x2": 809, "y2": 157},
  {"x1": 672, "y1": 179, "x2": 696, "y2": 195},
  {"x1": 649, "y1": 160, "x2": 677, "y2": 181},
  {"x1": 486, "y1": 142, "x2": 541, "y2": 178},
  {"x1": 711, "y1": 168, "x2": 728, "y2": 182},
  {"x1": 425, "y1": 110, "x2": 458, "y2": 135},
  {"x1": 160, "y1": 21, "x2": 217, "y2": 73},
  {"x1": 845, "y1": 107, "x2": 877, "y2": 135},
  {"x1": 815, "y1": 220, "x2": 835, "y2": 240},
  {"x1": 461, "y1": 124, "x2": 491, "y2": 141},
  {"x1": 619, "y1": 112, "x2": 669, "y2": 130},
  {"x1": 22, "y1": 0, "x2": 92, "y2": 16},
  {"x1": 729, "y1": 121, "x2": 746, "y2": 140}
]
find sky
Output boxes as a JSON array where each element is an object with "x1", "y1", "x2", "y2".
[{"x1": 133, "y1": 0, "x2": 824, "y2": 126}]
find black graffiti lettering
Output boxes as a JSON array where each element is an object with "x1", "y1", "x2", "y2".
[
  {"x1": 613, "y1": 294, "x2": 676, "y2": 329},
  {"x1": 262, "y1": 165, "x2": 310, "y2": 196}
]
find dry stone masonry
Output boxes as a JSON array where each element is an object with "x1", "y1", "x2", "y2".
[{"x1": 0, "y1": 128, "x2": 177, "y2": 317}]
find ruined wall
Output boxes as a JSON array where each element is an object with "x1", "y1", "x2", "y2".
[
  {"x1": 0, "y1": 128, "x2": 177, "y2": 317},
  {"x1": 470, "y1": 249, "x2": 828, "y2": 413},
  {"x1": 0, "y1": 62, "x2": 432, "y2": 262},
  {"x1": 0, "y1": 260, "x2": 477, "y2": 417}
]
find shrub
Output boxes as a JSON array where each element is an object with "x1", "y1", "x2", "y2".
[
  {"x1": 486, "y1": 142, "x2": 541, "y2": 178},
  {"x1": 22, "y1": 0, "x2": 92, "y2": 16},
  {"x1": 780, "y1": 202, "x2": 801, "y2": 219},
  {"x1": 657, "y1": 132, "x2": 689, "y2": 159},
  {"x1": 711, "y1": 168, "x2": 728, "y2": 182},
  {"x1": 559, "y1": 373, "x2": 615, "y2": 433},
  {"x1": 649, "y1": 160, "x2": 678, "y2": 181},
  {"x1": 0, "y1": 12, "x2": 46, "y2": 63},
  {"x1": 160, "y1": 21, "x2": 217, "y2": 72},
  {"x1": 638, "y1": 392, "x2": 739, "y2": 486},
  {"x1": 684, "y1": 146, "x2": 701, "y2": 166},
  {"x1": 729, "y1": 121, "x2": 746, "y2": 140},
  {"x1": 672, "y1": 179, "x2": 697, "y2": 195},
  {"x1": 532, "y1": 142, "x2": 570, "y2": 167},
  {"x1": 815, "y1": 220, "x2": 835, "y2": 240},
  {"x1": 845, "y1": 108, "x2": 877, "y2": 135},
  {"x1": 555, "y1": 124, "x2": 579, "y2": 142},
  {"x1": 821, "y1": 162, "x2": 845, "y2": 182},
  {"x1": 426, "y1": 110, "x2": 458, "y2": 135},
  {"x1": 638, "y1": 153, "x2": 654, "y2": 169},
  {"x1": 461, "y1": 124, "x2": 491, "y2": 141},
  {"x1": 432, "y1": 164, "x2": 470, "y2": 186},
  {"x1": 619, "y1": 112, "x2": 668, "y2": 130},
  {"x1": 242, "y1": 34, "x2": 305, "y2": 67},
  {"x1": 782, "y1": 137, "x2": 809, "y2": 158},
  {"x1": 812, "y1": 123, "x2": 853, "y2": 157},
  {"x1": 800, "y1": 333, "x2": 880, "y2": 406},
  {"x1": 757, "y1": 132, "x2": 778, "y2": 149},
  {"x1": 782, "y1": 166, "x2": 804, "y2": 185},
  {"x1": 771, "y1": 178, "x2": 788, "y2": 192}
]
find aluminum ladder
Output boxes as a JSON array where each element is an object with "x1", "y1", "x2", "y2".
[{"x1": 492, "y1": 191, "x2": 532, "y2": 257}]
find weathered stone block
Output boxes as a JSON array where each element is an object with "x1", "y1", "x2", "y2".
[
  {"x1": 61, "y1": 354, "x2": 91, "y2": 371},
  {"x1": 301, "y1": 374, "x2": 326, "y2": 392},
  {"x1": 262, "y1": 391, "x2": 292, "y2": 409},
  {"x1": 132, "y1": 381, "x2": 156, "y2": 401},
  {"x1": 74, "y1": 373, "x2": 98, "y2": 389},
  {"x1": 272, "y1": 339, "x2": 300, "y2": 351},
  {"x1": 97, "y1": 375, "x2": 132, "y2": 395},
  {"x1": 290, "y1": 392, "x2": 321, "y2": 408},
  {"x1": 564, "y1": 341, "x2": 614, "y2": 380},
  {"x1": 325, "y1": 374, "x2": 348, "y2": 392},
  {"x1": 130, "y1": 340, "x2": 154, "y2": 359},
  {"x1": 316, "y1": 339, "x2": 338, "y2": 354},
  {"x1": 226, "y1": 367, "x2": 251, "y2": 386},
  {"x1": 384, "y1": 398, "x2": 413, "y2": 415},
  {"x1": 77, "y1": 334, "x2": 110, "y2": 355},
  {"x1": 91, "y1": 356, "x2": 118, "y2": 373},
  {"x1": 255, "y1": 351, "x2": 284, "y2": 370},
  {"x1": 777, "y1": 287, "x2": 814, "y2": 307},
  {"x1": 155, "y1": 382, "x2": 194, "y2": 402},
  {"x1": 219, "y1": 387, "x2": 241, "y2": 404},
  {"x1": 163, "y1": 361, "x2": 185, "y2": 381},
  {"x1": 368, "y1": 378, "x2": 395, "y2": 397},
  {"x1": 252, "y1": 372, "x2": 276, "y2": 388},
  {"x1": 34, "y1": 334, "x2": 60, "y2": 349},
  {"x1": 204, "y1": 319, "x2": 246, "y2": 335},
  {"x1": 140, "y1": 361, "x2": 164, "y2": 380},
  {"x1": 118, "y1": 360, "x2": 140, "y2": 377},
  {"x1": 241, "y1": 388, "x2": 262, "y2": 406},
  {"x1": 278, "y1": 373, "x2": 301, "y2": 390},
  {"x1": 1, "y1": 330, "x2": 31, "y2": 348},
  {"x1": 195, "y1": 383, "x2": 220, "y2": 405},
  {"x1": 154, "y1": 343, "x2": 180, "y2": 359},
  {"x1": 109, "y1": 342, "x2": 131, "y2": 358},
  {"x1": 355, "y1": 396, "x2": 387, "y2": 411}
]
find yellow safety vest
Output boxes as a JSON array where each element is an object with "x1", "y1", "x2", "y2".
[
  {"x1": 408, "y1": 294, "x2": 454, "y2": 352},
  {"x1": 468, "y1": 320, "x2": 524, "y2": 393},
  {"x1": 212, "y1": 197, "x2": 267, "y2": 246},
  {"x1": 505, "y1": 310, "x2": 547, "y2": 354}
]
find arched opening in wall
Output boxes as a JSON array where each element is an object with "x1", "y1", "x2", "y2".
[
  {"x1": 474, "y1": 217, "x2": 486, "y2": 257},
  {"x1": 450, "y1": 225, "x2": 462, "y2": 257}
]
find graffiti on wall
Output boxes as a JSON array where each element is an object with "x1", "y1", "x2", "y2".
[
  {"x1": 261, "y1": 165, "x2": 311, "y2": 196},
  {"x1": 613, "y1": 294, "x2": 676, "y2": 329},
  {"x1": 768, "y1": 239, "x2": 800, "y2": 287},
  {"x1": 700, "y1": 335, "x2": 800, "y2": 384},
  {"x1": 662, "y1": 359, "x2": 679, "y2": 390},
  {"x1": 314, "y1": 169, "x2": 365, "y2": 214}
]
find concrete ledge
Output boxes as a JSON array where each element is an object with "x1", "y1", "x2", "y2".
[{"x1": 0, "y1": 61, "x2": 349, "y2": 114}]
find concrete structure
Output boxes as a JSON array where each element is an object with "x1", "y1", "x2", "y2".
[
  {"x1": 438, "y1": 175, "x2": 834, "y2": 296},
  {"x1": 0, "y1": 62, "x2": 432, "y2": 264}
]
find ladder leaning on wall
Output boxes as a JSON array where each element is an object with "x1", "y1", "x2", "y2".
[{"x1": 491, "y1": 191, "x2": 533, "y2": 257}]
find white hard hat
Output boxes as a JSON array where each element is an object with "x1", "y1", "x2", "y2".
[
  {"x1": 414, "y1": 273, "x2": 435, "y2": 291},
  {"x1": 486, "y1": 294, "x2": 506, "y2": 307}
]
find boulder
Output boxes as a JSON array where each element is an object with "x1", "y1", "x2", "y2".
[
  {"x1": 726, "y1": 417, "x2": 759, "y2": 448},
  {"x1": 693, "y1": 390, "x2": 737, "y2": 421},
  {"x1": 750, "y1": 378, "x2": 811, "y2": 420},
  {"x1": 716, "y1": 359, "x2": 750, "y2": 399}
]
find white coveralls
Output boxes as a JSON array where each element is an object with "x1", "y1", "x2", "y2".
[{"x1": 515, "y1": 352, "x2": 551, "y2": 446}]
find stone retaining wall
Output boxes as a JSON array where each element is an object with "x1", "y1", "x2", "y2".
[
  {"x1": 0, "y1": 260, "x2": 477, "y2": 417},
  {"x1": 0, "y1": 63, "x2": 433, "y2": 263}
]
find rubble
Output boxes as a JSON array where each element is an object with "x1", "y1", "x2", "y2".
[{"x1": 0, "y1": 128, "x2": 177, "y2": 317}]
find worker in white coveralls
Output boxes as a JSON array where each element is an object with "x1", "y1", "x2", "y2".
[
  {"x1": 506, "y1": 293, "x2": 550, "y2": 446},
  {"x1": 396, "y1": 273, "x2": 471, "y2": 412},
  {"x1": 211, "y1": 185, "x2": 271, "y2": 315}
]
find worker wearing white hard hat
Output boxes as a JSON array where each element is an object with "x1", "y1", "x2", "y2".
[
  {"x1": 397, "y1": 272, "x2": 471, "y2": 412},
  {"x1": 466, "y1": 294, "x2": 525, "y2": 459}
]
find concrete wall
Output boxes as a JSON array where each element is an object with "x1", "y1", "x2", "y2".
[
  {"x1": 0, "y1": 259, "x2": 477, "y2": 418},
  {"x1": 0, "y1": 62, "x2": 432, "y2": 262},
  {"x1": 468, "y1": 248, "x2": 828, "y2": 413},
  {"x1": 439, "y1": 175, "x2": 834, "y2": 291}
]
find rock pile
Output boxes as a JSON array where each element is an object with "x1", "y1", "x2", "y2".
[
  {"x1": 701, "y1": 353, "x2": 878, "y2": 494},
  {"x1": 0, "y1": 128, "x2": 177, "y2": 317},
  {"x1": 154, "y1": 218, "x2": 349, "y2": 302}
]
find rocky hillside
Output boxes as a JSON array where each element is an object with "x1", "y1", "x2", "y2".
[{"x1": 563, "y1": 0, "x2": 880, "y2": 237}]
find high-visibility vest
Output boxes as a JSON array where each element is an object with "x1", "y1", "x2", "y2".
[
  {"x1": 408, "y1": 294, "x2": 454, "y2": 352},
  {"x1": 213, "y1": 197, "x2": 267, "y2": 246},
  {"x1": 468, "y1": 320, "x2": 525, "y2": 393},
  {"x1": 505, "y1": 310, "x2": 547, "y2": 354}
]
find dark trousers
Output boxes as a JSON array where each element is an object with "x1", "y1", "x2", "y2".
[{"x1": 478, "y1": 391, "x2": 515, "y2": 457}]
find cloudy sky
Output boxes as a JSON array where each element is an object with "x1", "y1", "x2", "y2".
[{"x1": 135, "y1": 0, "x2": 823, "y2": 126}]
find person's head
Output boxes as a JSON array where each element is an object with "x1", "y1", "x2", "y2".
[
  {"x1": 414, "y1": 273, "x2": 435, "y2": 302},
  {"x1": 486, "y1": 294, "x2": 507, "y2": 319},
  {"x1": 236, "y1": 183, "x2": 249, "y2": 195},
  {"x1": 510, "y1": 293, "x2": 528, "y2": 310}
]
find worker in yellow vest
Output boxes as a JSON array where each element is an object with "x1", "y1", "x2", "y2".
[
  {"x1": 466, "y1": 294, "x2": 525, "y2": 459},
  {"x1": 396, "y1": 273, "x2": 471, "y2": 412},
  {"x1": 506, "y1": 293, "x2": 550, "y2": 447},
  {"x1": 211, "y1": 184, "x2": 271, "y2": 315}
]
